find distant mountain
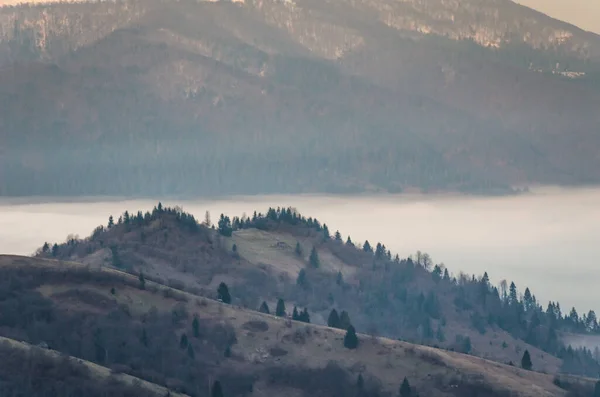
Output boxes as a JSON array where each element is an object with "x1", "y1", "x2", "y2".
[{"x1": 1, "y1": 0, "x2": 600, "y2": 196}]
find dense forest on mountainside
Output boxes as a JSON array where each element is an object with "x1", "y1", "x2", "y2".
[
  {"x1": 38, "y1": 204, "x2": 600, "y2": 377},
  {"x1": 2, "y1": 0, "x2": 600, "y2": 196}
]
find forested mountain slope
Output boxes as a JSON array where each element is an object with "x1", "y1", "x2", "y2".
[
  {"x1": 1, "y1": 0, "x2": 600, "y2": 196},
  {"x1": 39, "y1": 204, "x2": 600, "y2": 378}
]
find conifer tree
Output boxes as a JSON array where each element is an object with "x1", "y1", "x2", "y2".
[
  {"x1": 339, "y1": 310, "x2": 352, "y2": 330},
  {"x1": 108, "y1": 215, "x2": 114, "y2": 228},
  {"x1": 211, "y1": 381, "x2": 224, "y2": 397},
  {"x1": 335, "y1": 231, "x2": 342, "y2": 241},
  {"x1": 299, "y1": 308, "x2": 310, "y2": 323},
  {"x1": 443, "y1": 268, "x2": 450, "y2": 281},
  {"x1": 594, "y1": 380, "x2": 600, "y2": 397},
  {"x1": 180, "y1": 333, "x2": 188, "y2": 349},
  {"x1": 399, "y1": 377, "x2": 411, "y2": 397},
  {"x1": 363, "y1": 240, "x2": 372, "y2": 253},
  {"x1": 346, "y1": 236, "x2": 353, "y2": 246},
  {"x1": 138, "y1": 272, "x2": 145, "y2": 290},
  {"x1": 217, "y1": 282, "x2": 231, "y2": 304},
  {"x1": 259, "y1": 301, "x2": 270, "y2": 314},
  {"x1": 51, "y1": 243, "x2": 59, "y2": 257},
  {"x1": 295, "y1": 241, "x2": 303, "y2": 257},
  {"x1": 192, "y1": 316, "x2": 200, "y2": 338},
  {"x1": 357, "y1": 374, "x2": 364, "y2": 390},
  {"x1": 296, "y1": 269, "x2": 308, "y2": 288},
  {"x1": 141, "y1": 328, "x2": 148, "y2": 347},
  {"x1": 323, "y1": 224, "x2": 330, "y2": 240},
  {"x1": 521, "y1": 350, "x2": 533, "y2": 370},
  {"x1": 328, "y1": 309, "x2": 341, "y2": 328},
  {"x1": 275, "y1": 298, "x2": 286, "y2": 317},
  {"x1": 292, "y1": 306, "x2": 299, "y2": 320},
  {"x1": 344, "y1": 325, "x2": 359, "y2": 349},
  {"x1": 309, "y1": 246, "x2": 320, "y2": 268}
]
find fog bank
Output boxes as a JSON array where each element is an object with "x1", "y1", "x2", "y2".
[{"x1": 1, "y1": 187, "x2": 599, "y2": 313}]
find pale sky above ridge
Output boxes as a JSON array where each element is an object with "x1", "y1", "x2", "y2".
[{"x1": 513, "y1": 0, "x2": 600, "y2": 34}]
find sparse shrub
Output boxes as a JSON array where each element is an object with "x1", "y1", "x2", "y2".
[
  {"x1": 269, "y1": 346, "x2": 288, "y2": 357},
  {"x1": 242, "y1": 320, "x2": 269, "y2": 332}
]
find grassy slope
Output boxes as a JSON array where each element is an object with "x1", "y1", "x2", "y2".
[
  {"x1": 228, "y1": 228, "x2": 561, "y2": 372},
  {"x1": 0, "y1": 254, "x2": 584, "y2": 397},
  {"x1": 0, "y1": 334, "x2": 189, "y2": 397}
]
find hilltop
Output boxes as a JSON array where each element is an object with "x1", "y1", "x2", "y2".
[
  {"x1": 0, "y1": 253, "x2": 596, "y2": 397},
  {"x1": 39, "y1": 204, "x2": 600, "y2": 380},
  {"x1": 1, "y1": 0, "x2": 600, "y2": 196}
]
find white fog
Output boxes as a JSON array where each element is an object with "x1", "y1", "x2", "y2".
[{"x1": 1, "y1": 187, "x2": 599, "y2": 314}]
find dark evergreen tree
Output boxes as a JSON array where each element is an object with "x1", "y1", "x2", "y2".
[
  {"x1": 339, "y1": 310, "x2": 352, "y2": 330},
  {"x1": 292, "y1": 306, "x2": 299, "y2": 320},
  {"x1": 328, "y1": 309, "x2": 341, "y2": 328},
  {"x1": 141, "y1": 328, "x2": 148, "y2": 347},
  {"x1": 323, "y1": 224, "x2": 330, "y2": 240},
  {"x1": 594, "y1": 380, "x2": 600, "y2": 397},
  {"x1": 217, "y1": 214, "x2": 233, "y2": 236},
  {"x1": 363, "y1": 240, "x2": 373, "y2": 253},
  {"x1": 259, "y1": 301, "x2": 270, "y2": 314},
  {"x1": 295, "y1": 241, "x2": 303, "y2": 257},
  {"x1": 357, "y1": 373, "x2": 364, "y2": 391},
  {"x1": 180, "y1": 333, "x2": 188, "y2": 349},
  {"x1": 51, "y1": 243, "x2": 59, "y2": 257},
  {"x1": 309, "y1": 246, "x2": 320, "y2": 268},
  {"x1": 436, "y1": 324, "x2": 445, "y2": 342},
  {"x1": 192, "y1": 316, "x2": 200, "y2": 338},
  {"x1": 108, "y1": 215, "x2": 114, "y2": 228},
  {"x1": 344, "y1": 325, "x2": 359, "y2": 349},
  {"x1": 111, "y1": 245, "x2": 122, "y2": 268},
  {"x1": 299, "y1": 308, "x2": 310, "y2": 323},
  {"x1": 42, "y1": 242, "x2": 49, "y2": 253},
  {"x1": 335, "y1": 230, "x2": 342, "y2": 241},
  {"x1": 296, "y1": 269, "x2": 308, "y2": 288},
  {"x1": 217, "y1": 282, "x2": 231, "y2": 304},
  {"x1": 276, "y1": 298, "x2": 286, "y2": 317},
  {"x1": 521, "y1": 350, "x2": 533, "y2": 370},
  {"x1": 123, "y1": 210, "x2": 130, "y2": 224},
  {"x1": 399, "y1": 377, "x2": 411, "y2": 397},
  {"x1": 346, "y1": 236, "x2": 353, "y2": 246},
  {"x1": 443, "y1": 268, "x2": 450, "y2": 281},
  {"x1": 211, "y1": 380, "x2": 224, "y2": 397}
]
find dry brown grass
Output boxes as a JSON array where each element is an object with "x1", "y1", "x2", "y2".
[
  {"x1": 0, "y1": 335, "x2": 190, "y2": 397},
  {"x1": 0, "y1": 254, "x2": 577, "y2": 397}
]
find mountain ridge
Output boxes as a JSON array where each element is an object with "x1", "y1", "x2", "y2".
[{"x1": 1, "y1": 0, "x2": 600, "y2": 196}]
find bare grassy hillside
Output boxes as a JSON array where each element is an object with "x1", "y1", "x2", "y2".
[{"x1": 0, "y1": 254, "x2": 595, "y2": 397}]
